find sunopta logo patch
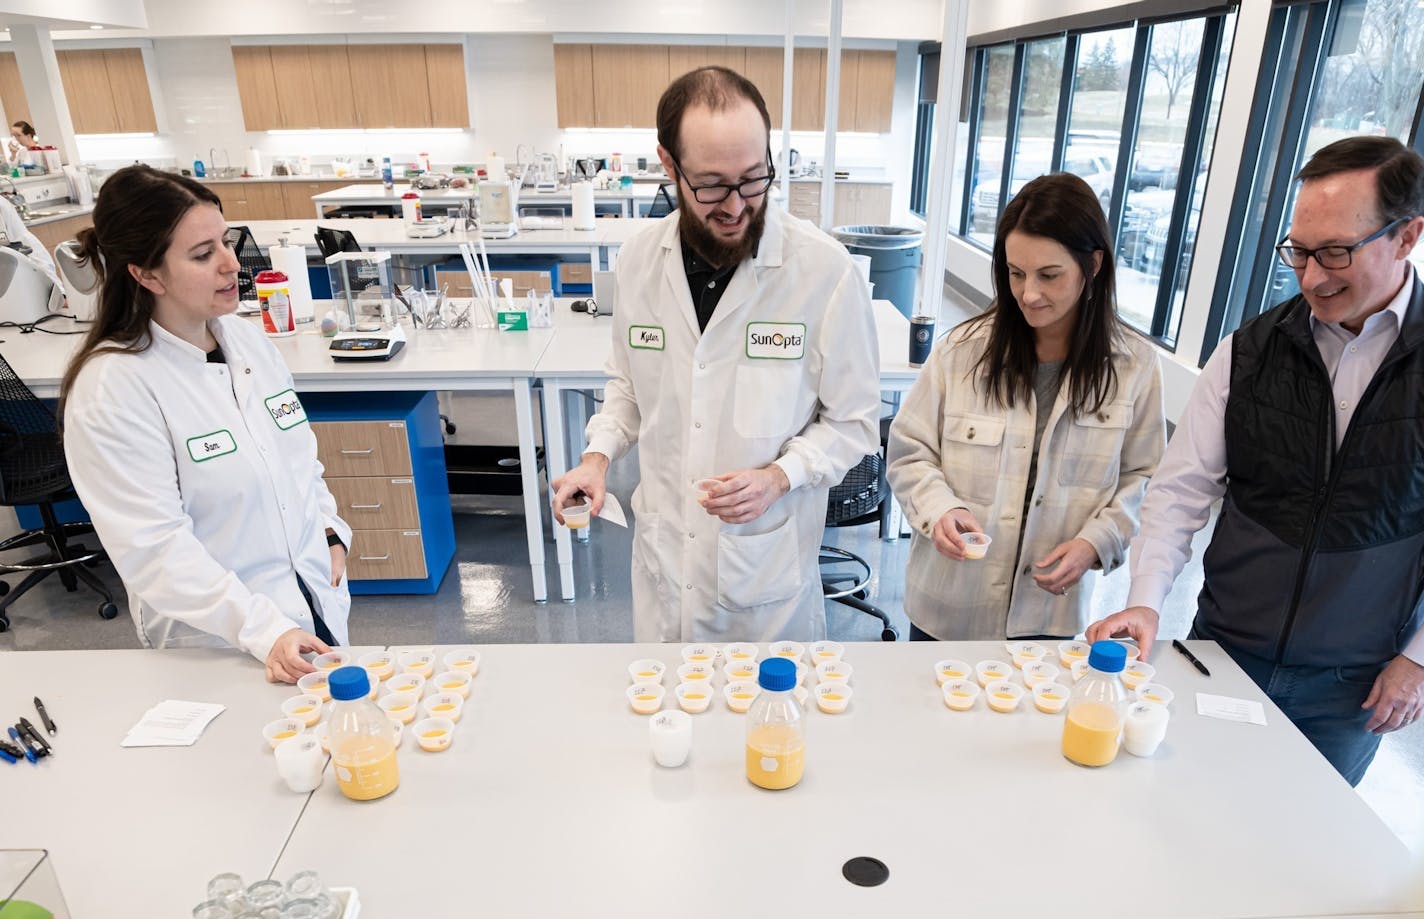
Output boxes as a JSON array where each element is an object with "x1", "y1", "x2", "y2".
[
  {"x1": 264, "y1": 389, "x2": 308, "y2": 430},
  {"x1": 746, "y1": 322, "x2": 806, "y2": 360}
]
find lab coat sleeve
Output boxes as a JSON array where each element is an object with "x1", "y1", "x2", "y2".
[
  {"x1": 885, "y1": 338, "x2": 966, "y2": 536},
  {"x1": 583, "y1": 311, "x2": 642, "y2": 464},
  {"x1": 64, "y1": 369, "x2": 303, "y2": 663},
  {"x1": 1073, "y1": 347, "x2": 1167, "y2": 573},
  {"x1": 773, "y1": 266, "x2": 881, "y2": 491},
  {"x1": 0, "y1": 195, "x2": 57, "y2": 283}
]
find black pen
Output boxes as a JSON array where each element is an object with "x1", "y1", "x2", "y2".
[
  {"x1": 18, "y1": 719, "x2": 50, "y2": 756},
  {"x1": 0, "y1": 739, "x2": 23, "y2": 760},
  {"x1": 1173, "y1": 640, "x2": 1211, "y2": 677},
  {"x1": 33, "y1": 697, "x2": 55, "y2": 735}
]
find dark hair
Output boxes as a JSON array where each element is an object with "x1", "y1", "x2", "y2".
[
  {"x1": 965, "y1": 171, "x2": 1121, "y2": 417},
  {"x1": 11, "y1": 120, "x2": 34, "y2": 139},
  {"x1": 59, "y1": 165, "x2": 224, "y2": 413},
  {"x1": 657, "y1": 66, "x2": 771, "y2": 161},
  {"x1": 1297, "y1": 136, "x2": 1424, "y2": 234}
]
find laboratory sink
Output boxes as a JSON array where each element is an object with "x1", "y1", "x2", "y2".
[{"x1": 25, "y1": 209, "x2": 65, "y2": 219}]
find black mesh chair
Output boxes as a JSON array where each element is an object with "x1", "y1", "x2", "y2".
[
  {"x1": 314, "y1": 226, "x2": 363, "y2": 260},
  {"x1": 821, "y1": 451, "x2": 897, "y2": 641},
  {"x1": 646, "y1": 183, "x2": 677, "y2": 218},
  {"x1": 224, "y1": 225, "x2": 268, "y2": 302},
  {"x1": 0, "y1": 354, "x2": 116, "y2": 632}
]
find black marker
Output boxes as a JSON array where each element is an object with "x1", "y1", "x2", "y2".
[
  {"x1": 18, "y1": 719, "x2": 50, "y2": 756},
  {"x1": 0, "y1": 739, "x2": 22, "y2": 760},
  {"x1": 33, "y1": 697, "x2": 55, "y2": 735},
  {"x1": 1173, "y1": 640, "x2": 1211, "y2": 677}
]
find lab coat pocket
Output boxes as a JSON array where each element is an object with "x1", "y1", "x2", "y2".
[
  {"x1": 939, "y1": 412, "x2": 1006, "y2": 506},
  {"x1": 716, "y1": 516, "x2": 803, "y2": 609},
  {"x1": 632, "y1": 512, "x2": 663, "y2": 585},
  {"x1": 733, "y1": 364, "x2": 800, "y2": 439},
  {"x1": 1057, "y1": 400, "x2": 1132, "y2": 490}
]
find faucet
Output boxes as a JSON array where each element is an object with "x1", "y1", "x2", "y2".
[{"x1": 0, "y1": 176, "x2": 27, "y2": 219}]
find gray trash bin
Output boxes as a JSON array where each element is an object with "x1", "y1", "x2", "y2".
[{"x1": 833, "y1": 225, "x2": 924, "y2": 319}]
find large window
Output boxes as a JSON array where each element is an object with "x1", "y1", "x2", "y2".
[{"x1": 955, "y1": 10, "x2": 1236, "y2": 348}]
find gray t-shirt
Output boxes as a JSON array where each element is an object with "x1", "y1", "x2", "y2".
[{"x1": 1016, "y1": 361, "x2": 1063, "y2": 572}]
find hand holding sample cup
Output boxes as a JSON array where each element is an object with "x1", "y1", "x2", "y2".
[
  {"x1": 933, "y1": 507, "x2": 989, "y2": 561},
  {"x1": 551, "y1": 452, "x2": 608, "y2": 526},
  {"x1": 696, "y1": 465, "x2": 791, "y2": 525}
]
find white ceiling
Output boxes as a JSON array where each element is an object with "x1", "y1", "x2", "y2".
[{"x1": 0, "y1": 0, "x2": 146, "y2": 30}]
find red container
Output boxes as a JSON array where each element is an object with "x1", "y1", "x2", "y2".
[{"x1": 255, "y1": 269, "x2": 294, "y2": 336}]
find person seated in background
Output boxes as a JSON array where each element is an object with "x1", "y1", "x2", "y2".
[
  {"x1": 5, "y1": 120, "x2": 36, "y2": 166},
  {"x1": 887, "y1": 172, "x2": 1165, "y2": 642},
  {"x1": 59, "y1": 165, "x2": 351, "y2": 683}
]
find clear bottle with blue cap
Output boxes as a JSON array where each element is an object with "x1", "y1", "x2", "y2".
[
  {"x1": 745, "y1": 657, "x2": 805, "y2": 790},
  {"x1": 326, "y1": 666, "x2": 400, "y2": 801},
  {"x1": 1062, "y1": 641, "x2": 1128, "y2": 767}
]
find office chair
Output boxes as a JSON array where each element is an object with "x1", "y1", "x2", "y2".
[
  {"x1": 0, "y1": 353, "x2": 116, "y2": 632},
  {"x1": 224, "y1": 225, "x2": 268, "y2": 302},
  {"x1": 820, "y1": 450, "x2": 897, "y2": 641},
  {"x1": 313, "y1": 226, "x2": 363, "y2": 261},
  {"x1": 646, "y1": 183, "x2": 677, "y2": 218}
]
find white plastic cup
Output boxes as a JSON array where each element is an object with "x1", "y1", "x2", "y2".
[
  {"x1": 815, "y1": 682, "x2": 853, "y2": 714},
  {"x1": 723, "y1": 659, "x2": 758, "y2": 683},
  {"x1": 297, "y1": 671, "x2": 332, "y2": 702},
  {"x1": 816, "y1": 661, "x2": 853, "y2": 684},
  {"x1": 809, "y1": 640, "x2": 845, "y2": 665},
  {"x1": 378, "y1": 692, "x2": 420, "y2": 724},
  {"x1": 676, "y1": 662, "x2": 716, "y2": 684},
  {"x1": 985, "y1": 680, "x2": 1025, "y2": 713},
  {"x1": 1023, "y1": 661, "x2": 1061, "y2": 688},
  {"x1": 692, "y1": 477, "x2": 722, "y2": 501},
  {"x1": 723, "y1": 680, "x2": 760, "y2": 713},
  {"x1": 281, "y1": 694, "x2": 324, "y2": 728},
  {"x1": 398, "y1": 650, "x2": 435, "y2": 677},
  {"x1": 413, "y1": 717, "x2": 455, "y2": 752},
  {"x1": 649, "y1": 709, "x2": 692, "y2": 767},
  {"x1": 975, "y1": 660, "x2": 1012, "y2": 688},
  {"x1": 1070, "y1": 659, "x2": 1091, "y2": 682},
  {"x1": 942, "y1": 679, "x2": 980, "y2": 711},
  {"x1": 1057, "y1": 640, "x2": 1092, "y2": 668},
  {"x1": 274, "y1": 734, "x2": 325, "y2": 792},
  {"x1": 1136, "y1": 683, "x2": 1175, "y2": 708},
  {"x1": 422, "y1": 692, "x2": 464, "y2": 722},
  {"x1": 311, "y1": 650, "x2": 350, "y2": 671},
  {"x1": 262, "y1": 718, "x2": 305, "y2": 750},
  {"x1": 935, "y1": 659, "x2": 972, "y2": 685},
  {"x1": 674, "y1": 681, "x2": 714, "y2": 714},
  {"x1": 1006, "y1": 641, "x2": 1048, "y2": 669},
  {"x1": 1032, "y1": 681, "x2": 1069, "y2": 714},
  {"x1": 769, "y1": 641, "x2": 805, "y2": 663},
  {"x1": 562, "y1": 500, "x2": 592, "y2": 529},
  {"x1": 627, "y1": 682, "x2": 665, "y2": 715},
  {"x1": 385, "y1": 673, "x2": 425, "y2": 698},
  {"x1": 722, "y1": 642, "x2": 758, "y2": 663},
  {"x1": 443, "y1": 648, "x2": 482, "y2": 675},
  {"x1": 628, "y1": 659, "x2": 666, "y2": 684},
  {"x1": 680, "y1": 644, "x2": 718, "y2": 665},
  {"x1": 1124, "y1": 700, "x2": 1170, "y2": 757},
  {"x1": 358, "y1": 651, "x2": 394, "y2": 681},
  {"x1": 432, "y1": 670, "x2": 473, "y2": 699},
  {"x1": 961, "y1": 532, "x2": 991, "y2": 559},
  {"x1": 1121, "y1": 660, "x2": 1156, "y2": 691}
]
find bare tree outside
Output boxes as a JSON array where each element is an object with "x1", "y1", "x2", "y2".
[{"x1": 1146, "y1": 21, "x2": 1200, "y2": 122}]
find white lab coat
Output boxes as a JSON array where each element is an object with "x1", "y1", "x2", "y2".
[
  {"x1": 63, "y1": 315, "x2": 352, "y2": 663},
  {"x1": 585, "y1": 204, "x2": 881, "y2": 642},
  {"x1": 0, "y1": 194, "x2": 57, "y2": 285}
]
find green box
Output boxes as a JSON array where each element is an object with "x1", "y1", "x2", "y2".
[{"x1": 497, "y1": 310, "x2": 529, "y2": 331}]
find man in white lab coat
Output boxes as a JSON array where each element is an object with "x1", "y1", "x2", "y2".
[{"x1": 552, "y1": 67, "x2": 881, "y2": 642}]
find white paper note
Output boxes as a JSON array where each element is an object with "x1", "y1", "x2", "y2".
[
  {"x1": 121, "y1": 700, "x2": 226, "y2": 748},
  {"x1": 598, "y1": 492, "x2": 628, "y2": 528},
  {"x1": 1195, "y1": 693, "x2": 1268, "y2": 726}
]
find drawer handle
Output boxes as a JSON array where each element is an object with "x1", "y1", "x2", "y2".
[
  {"x1": 358, "y1": 554, "x2": 391, "y2": 561},
  {"x1": 350, "y1": 503, "x2": 383, "y2": 510},
  {"x1": 340, "y1": 448, "x2": 375, "y2": 455}
]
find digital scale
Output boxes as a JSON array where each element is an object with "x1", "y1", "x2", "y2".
[
  {"x1": 329, "y1": 325, "x2": 406, "y2": 361},
  {"x1": 405, "y1": 217, "x2": 451, "y2": 238}
]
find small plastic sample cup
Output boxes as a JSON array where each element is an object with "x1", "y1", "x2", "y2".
[
  {"x1": 815, "y1": 682, "x2": 853, "y2": 714},
  {"x1": 398, "y1": 649, "x2": 436, "y2": 677},
  {"x1": 1116, "y1": 641, "x2": 1142, "y2": 661},
  {"x1": 628, "y1": 659, "x2": 666, "y2": 684},
  {"x1": 385, "y1": 673, "x2": 425, "y2": 698},
  {"x1": 274, "y1": 734, "x2": 325, "y2": 792},
  {"x1": 297, "y1": 671, "x2": 332, "y2": 702},
  {"x1": 627, "y1": 682, "x2": 665, "y2": 715},
  {"x1": 1023, "y1": 661, "x2": 1061, "y2": 689},
  {"x1": 1057, "y1": 640, "x2": 1092, "y2": 667},
  {"x1": 1006, "y1": 641, "x2": 1048, "y2": 669},
  {"x1": 816, "y1": 661, "x2": 853, "y2": 684},
  {"x1": 722, "y1": 642, "x2": 758, "y2": 662},
  {"x1": 680, "y1": 643, "x2": 718, "y2": 665},
  {"x1": 692, "y1": 477, "x2": 722, "y2": 501},
  {"x1": 422, "y1": 692, "x2": 464, "y2": 723},
  {"x1": 443, "y1": 647, "x2": 482, "y2": 675},
  {"x1": 649, "y1": 709, "x2": 692, "y2": 767},
  {"x1": 281, "y1": 694, "x2": 324, "y2": 727},
  {"x1": 676, "y1": 662, "x2": 716, "y2": 684},
  {"x1": 311, "y1": 650, "x2": 350, "y2": 671},
  {"x1": 1121, "y1": 660, "x2": 1156, "y2": 691},
  {"x1": 794, "y1": 661, "x2": 810, "y2": 686},
  {"x1": 562, "y1": 500, "x2": 592, "y2": 529},
  {"x1": 387, "y1": 718, "x2": 403, "y2": 747},
  {"x1": 809, "y1": 640, "x2": 845, "y2": 665},
  {"x1": 262, "y1": 718, "x2": 305, "y2": 749},
  {"x1": 794, "y1": 686, "x2": 810, "y2": 707},
  {"x1": 961, "y1": 532, "x2": 991, "y2": 559},
  {"x1": 935, "y1": 659, "x2": 972, "y2": 685},
  {"x1": 1124, "y1": 700, "x2": 1170, "y2": 757},
  {"x1": 769, "y1": 641, "x2": 805, "y2": 663},
  {"x1": 365, "y1": 675, "x2": 381, "y2": 700},
  {"x1": 723, "y1": 660, "x2": 758, "y2": 682},
  {"x1": 358, "y1": 650, "x2": 395, "y2": 681},
  {"x1": 1032, "y1": 681, "x2": 1069, "y2": 714},
  {"x1": 975, "y1": 660, "x2": 1012, "y2": 688},
  {"x1": 985, "y1": 680, "x2": 1025, "y2": 713},
  {"x1": 378, "y1": 692, "x2": 419, "y2": 724},
  {"x1": 723, "y1": 680, "x2": 760, "y2": 713},
  {"x1": 1136, "y1": 683, "x2": 1175, "y2": 707},
  {"x1": 414, "y1": 717, "x2": 455, "y2": 753},
  {"x1": 942, "y1": 679, "x2": 980, "y2": 711},
  {"x1": 675, "y1": 681, "x2": 713, "y2": 713},
  {"x1": 432, "y1": 670, "x2": 473, "y2": 699},
  {"x1": 1070, "y1": 659, "x2": 1091, "y2": 682}
]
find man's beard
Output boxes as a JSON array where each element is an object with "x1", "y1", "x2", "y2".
[{"x1": 678, "y1": 198, "x2": 768, "y2": 269}]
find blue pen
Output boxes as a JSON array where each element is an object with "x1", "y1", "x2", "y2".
[
  {"x1": 7, "y1": 727, "x2": 36, "y2": 764},
  {"x1": 0, "y1": 747, "x2": 15, "y2": 765}
]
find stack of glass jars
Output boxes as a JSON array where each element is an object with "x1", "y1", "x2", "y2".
[{"x1": 192, "y1": 870, "x2": 340, "y2": 918}]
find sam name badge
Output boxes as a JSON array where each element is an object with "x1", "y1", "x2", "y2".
[
  {"x1": 265, "y1": 389, "x2": 308, "y2": 430},
  {"x1": 186, "y1": 430, "x2": 237, "y2": 463},
  {"x1": 746, "y1": 322, "x2": 806, "y2": 360}
]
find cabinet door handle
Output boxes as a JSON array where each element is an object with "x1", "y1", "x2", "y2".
[
  {"x1": 350, "y1": 503, "x2": 383, "y2": 510},
  {"x1": 358, "y1": 553, "x2": 391, "y2": 561},
  {"x1": 340, "y1": 448, "x2": 375, "y2": 455}
]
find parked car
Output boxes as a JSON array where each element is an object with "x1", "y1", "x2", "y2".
[{"x1": 969, "y1": 148, "x2": 1115, "y2": 233}]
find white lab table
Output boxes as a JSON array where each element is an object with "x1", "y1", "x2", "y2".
[
  {"x1": 534, "y1": 301, "x2": 917, "y2": 601},
  {"x1": 268, "y1": 641, "x2": 1424, "y2": 917},
  {"x1": 310, "y1": 183, "x2": 660, "y2": 219}
]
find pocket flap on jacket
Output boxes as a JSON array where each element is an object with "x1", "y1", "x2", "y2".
[
  {"x1": 943, "y1": 413, "x2": 1006, "y2": 447},
  {"x1": 1072, "y1": 400, "x2": 1133, "y2": 430}
]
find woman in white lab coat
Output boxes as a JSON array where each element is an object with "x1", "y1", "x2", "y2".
[
  {"x1": 887, "y1": 172, "x2": 1165, "y2": 641},
  {"x1": 59, "y1": 165, "x2": 352, "y2": 682}
]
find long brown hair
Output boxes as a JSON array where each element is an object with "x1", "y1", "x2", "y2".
[
  {"x1": 965, "y1": 171, "x2": 1122, "y2": 417},
  {"x1": 58, "y1": 165, "x2": 224, "y2": 414}
]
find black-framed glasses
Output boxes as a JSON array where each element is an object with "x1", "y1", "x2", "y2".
[
  {"x1": 1275, "y1": 217, "x2": 1409, "y2": 270},
  {"x1": 668, "y1": 150, "x2": 776, "y2": 204}
]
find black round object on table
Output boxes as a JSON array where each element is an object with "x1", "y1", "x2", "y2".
[{"x1": 842, "y1": 856, "x2": 890, "y2": 887}]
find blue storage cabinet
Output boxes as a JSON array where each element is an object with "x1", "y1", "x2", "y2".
[{"x1": 303, "y1": 391, "x2": 455, "y2": 595}]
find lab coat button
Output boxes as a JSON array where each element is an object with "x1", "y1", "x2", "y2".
[
  {"x1": 688, "y1": 532, "x2": 695, "y2": 539},
  {"x1": 695, "y1": 422, "x2": 702, "y2": 429},
  {"x1": 245, "y1": 368, "x2": 251, "y2": 375},
  {"x1": 686, "y1": 583, "x2": 693, "y2": 590},
  {"x1": 967, "y1": 427, "x2": 976, "y2": 440},
  {"x1": 1021, "y1": 565, "x2": 1031, "y2": 576},
  {"x1": 698, "y1": 363, "x2": 706, "y2": 370},
  {"x1": 1034, "y1": 496, "x2": 1043, "y2": 507}
]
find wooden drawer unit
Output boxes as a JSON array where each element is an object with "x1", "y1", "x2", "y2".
[
  {"x1": 346, "y1": 528, "x2": 427, "y2": 580},
  {"x1": 312, "y1": 420, "x2": 413, "y2": 477},
  {"x1": 561, "y1": 262, "x2": 592, "y2": 286},
  {"x1": 325, "y1": 476, "x2": 420, "y2": 529}
]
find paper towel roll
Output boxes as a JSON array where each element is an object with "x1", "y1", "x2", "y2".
[
  {"x1": 269, "y1": 243, "x2": 315, "y2": 324},
  {"x1": 572, "y1": 182, "x2": 595, "y2": 230},
  {"x1": 486, "y1": 155, "x2": 505, "y2": 181},
  {"x1": 245, "y1": 147, "x2": 264, "y2": 178}
]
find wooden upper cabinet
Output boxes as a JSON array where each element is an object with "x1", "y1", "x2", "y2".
[
  {"x1": 348, "y1": 44, "x2": 431, "y2": 129},
  {"x1": 853, "y1": 50, "x2": 895, "y2": 133},
  {"x1": 668, "y1": 46, "x2": 747, "y2": 81},
  {"x1": 591, "y1": 45, "x2": 668, "y2": 129},
  {"x1": 0, "y1": 53, "x2": 31, "y2": 128},
  {"x1": 791, "y1": 48, "x2": 825, "y2": 132},
  {"x1": 232, "y1": 46, "x2": 283, "y2": 131},
  {"x1": 836, "y1": 50, "x2": 860, "y2": 132},
  {"x1": 58, "y1": 50, "x2": 119, "y2": 134},
  {"x1": 424, "y1": 44, "x2": 468, "y2": 128},
  {"x1": 269, "y1": 45, "x2": 320, "y2": 130},
  {"x1": 741, "y1": 47, "x2": 784, "y2": 128},
  {"x1": 553, "y1": 44, "x2": 595, "y2": 129},
  {"x1": 104, "y1": 49, "x2": 157, "y2": 133},
  {"x1": 306, "y1": 45, "x2": 357, "y2": 129}
]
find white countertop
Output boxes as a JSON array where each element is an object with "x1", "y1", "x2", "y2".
[
  {"x1": 199, "y1": 174, "x2": 383, "y2": 185},
  {"x1": 244, "y1": 217, "x2": 647, "y2": 255},
  {"x1": 788, "y1": 176, "x2": 895, "y2": 185},
  {"x1": 311, "y1": 183, "x2": 661, "y2": 205}
]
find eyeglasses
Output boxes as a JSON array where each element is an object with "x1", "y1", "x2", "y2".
[
  {"x1": 1274, "y1": 217, "x2": 1408, "y2": 270},
  {"x1": 668, "y1": 151, "x2": 776, "y2": 205}
]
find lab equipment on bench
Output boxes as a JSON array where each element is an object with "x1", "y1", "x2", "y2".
[
  {"x1": 0, "y1": 246, "x2": 61, "y2": 323},
  {"x1": 478, "y1": 180, "x2": 518, "y2": 239},
  {"x1": 325, "y1": 251, "x2": 406, "y2": 360}
]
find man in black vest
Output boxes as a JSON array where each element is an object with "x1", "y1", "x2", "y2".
[{"x1": 1088, "y1": 136, "x2": 1424, "y2": 785}]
